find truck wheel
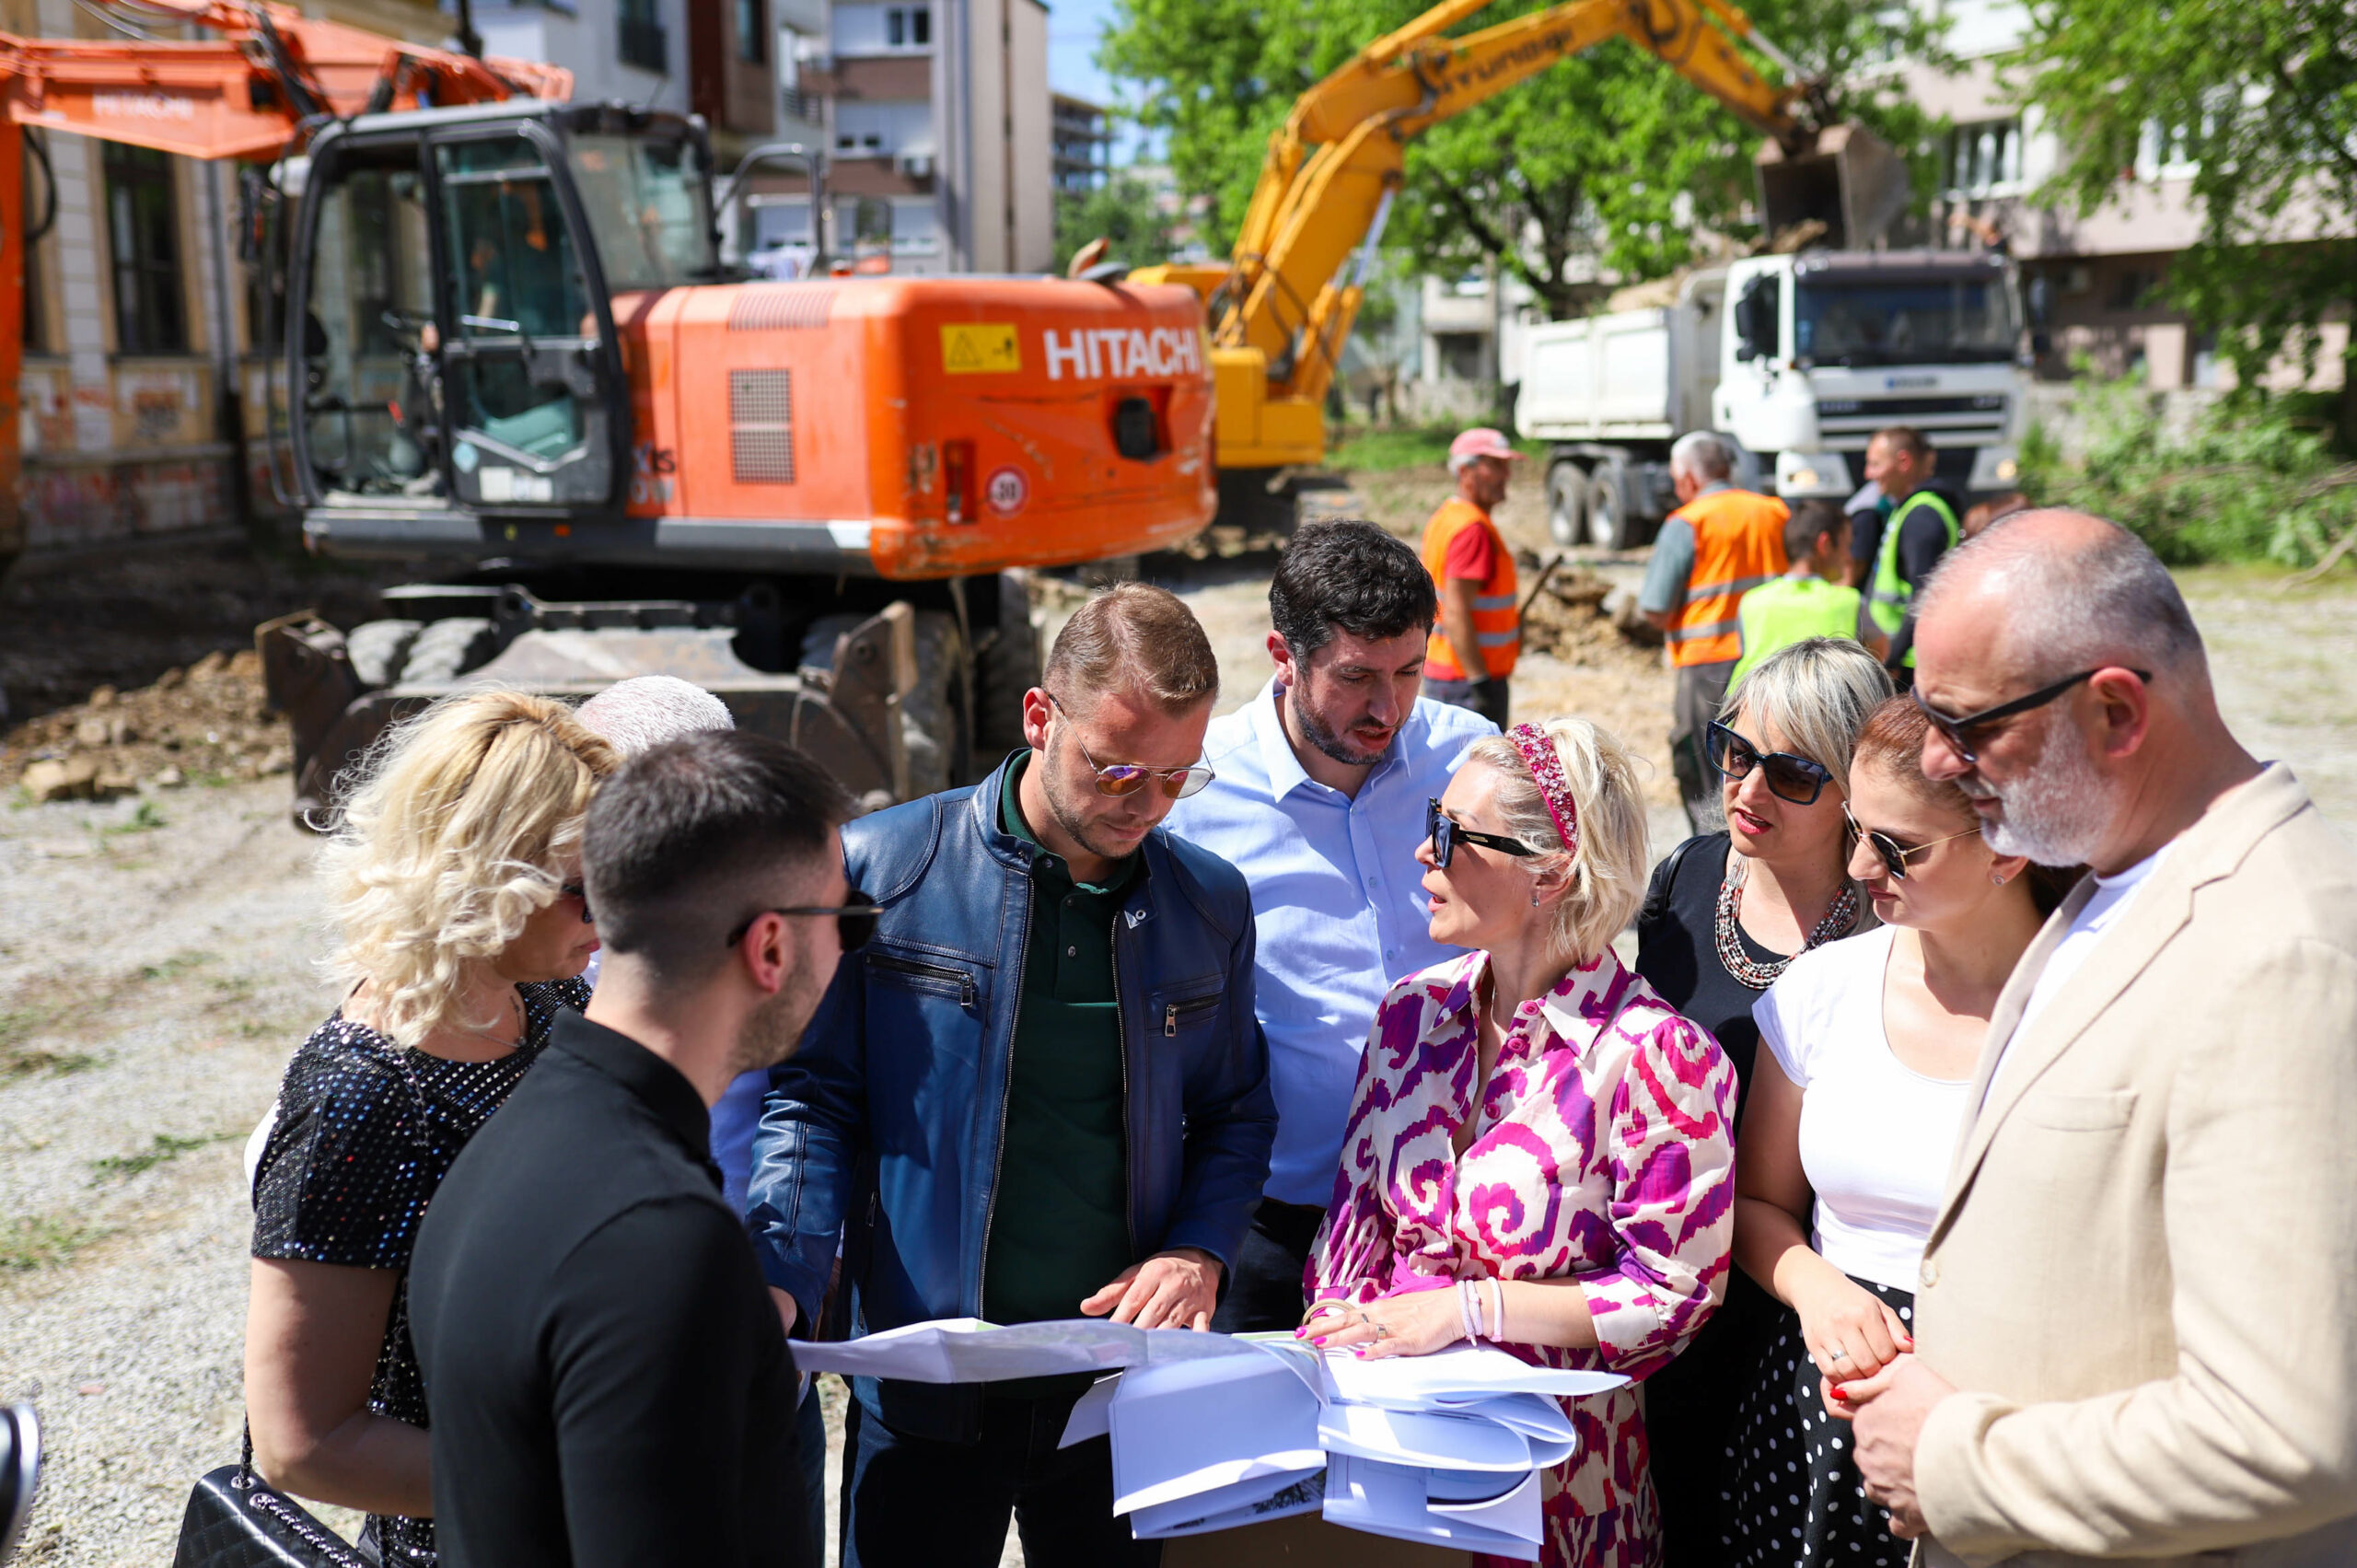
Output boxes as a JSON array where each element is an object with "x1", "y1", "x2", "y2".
[
  {"x1": 975, "y1": 571, "x2": 1041, "y2": 759},
  {"x1": 1545, "y1": 462, "x2": 1587, "y2": 547},
  {"x1": 1586, "y1": 463, "x2": 1638, "y2": 551},
  {"x1": 343, "y1": 620, "x2": 423, "y2": 689},
  {"x1": 397, "y1": 618, "x2": 498, "y2": 685}
]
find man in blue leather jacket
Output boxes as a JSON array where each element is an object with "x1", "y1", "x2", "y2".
[{"x1": 748, "y1": 584, "x2": 1276, "y2": 1568}]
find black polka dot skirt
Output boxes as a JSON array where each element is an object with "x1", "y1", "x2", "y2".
[{"x1": 1724, "y1": 1277, "x2": 1915, "y2": 1567}]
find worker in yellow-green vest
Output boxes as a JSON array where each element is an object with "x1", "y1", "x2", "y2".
[
  {"x1": 1729, "y1": 501, "x2": 1886, "y2": 688},
  {"x1": 1862, "y1": 424, "x2": 1961, "y2": 686}
]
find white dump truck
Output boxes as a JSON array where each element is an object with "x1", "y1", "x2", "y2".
[{"x1": 1515, "y1": 249, "x2": 2031, "y2": 548}]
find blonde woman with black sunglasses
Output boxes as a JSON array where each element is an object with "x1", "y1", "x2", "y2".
[{"x1": 1634, "y1": 635, "x2": 1894, "y2": 1567}]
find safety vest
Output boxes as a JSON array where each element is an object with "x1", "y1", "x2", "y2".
[
  {"x1": 1729, "y1": 575, "x2": 1866, "y2": 688},
  {"x1": 1666, "y1": 487, "x2": 1790, "y2": 668},
  {"x1": 1421, "y1": 498, "x2": 1519, "y2": 680},
  {"x1": 1869, "y1": 489, "x2": 1961, "y2": 666}
]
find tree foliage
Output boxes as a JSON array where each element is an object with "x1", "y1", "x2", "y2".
[
  {"x1": 1098, "y1": 0, "x2": 1944, "y2": 319},
  {"x1": 1052, "y1": 175, "x2": 1178, "y2": 274},
  {"x1": 2012, "y1": 0, "x2": 2357, "y2": 441}
]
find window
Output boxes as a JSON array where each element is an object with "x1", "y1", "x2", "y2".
[
  {"x1": 566, "y1": 133, "x2": 718, "y2": 290},
  {"x1": 736, "y1": 0, "x2": 767, "y2": 62},
  {"x1": 886, "y1": 5, "x2": 929, "y2": 45},
  {"x1": 1943, "y1": 118, "x2": 2024, "y2": 197},
  {"x1": 105, "y1": 144, "x2": 186, "y2": 355},
  {"x1": 618, "y1": 0, "x2": 665, "y2": 72}
]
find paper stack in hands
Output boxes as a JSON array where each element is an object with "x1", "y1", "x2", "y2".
[{"x1": 792, "y1": 1318, "x2": 1627, "y2": 1559}]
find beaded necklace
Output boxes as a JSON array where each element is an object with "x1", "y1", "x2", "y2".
[{"x1": 1713, "y1": 856, "x2": 1861, "y2": 990}]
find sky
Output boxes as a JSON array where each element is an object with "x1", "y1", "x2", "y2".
[{"x1": 1047, "y1": 0, "x2": 1150, "y2": 160}]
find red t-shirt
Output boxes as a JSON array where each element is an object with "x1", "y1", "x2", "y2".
[{"x1": 1443, "y1": 517, "x2": 1500, "y2": 582}]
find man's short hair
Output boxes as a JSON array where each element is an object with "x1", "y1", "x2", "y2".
[
  {"x1": 1269, "y1": 520, "x2": 1438, "y2": 661},
  {"x1": 584, "y1": 730, "x2": 853, "y2": 981},
  {"x1": 577, "y1": 676, "x2": 735, "y2": 757},
  {"x1": 1872, "y1": 424, "x2": 1934, "y2": 464},
  {"x1": 1669, "y1": 430, "x2": 1736, "y2": 482},
  {"x1": 1786, "y1": 500, "x2": 1845, "y2": 561},
  {"x1": 1042, "y1": 581, "x2": 1219, "y2": 714},
  {"x1": 1923, "y1": 508, "x2": 2207, "y2": 679}
]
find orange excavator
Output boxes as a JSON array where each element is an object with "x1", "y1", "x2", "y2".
[{"x1": 0, "y1": 0, "x2": 1218, "y2": 815}]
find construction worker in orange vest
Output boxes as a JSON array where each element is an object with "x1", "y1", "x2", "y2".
[
  {"x1": 1419, "y1": 428, "x2": 1521, "y2": 728},
  {"x1": 1638, "y1": 431, "x2": 1790, "y2": 831}
]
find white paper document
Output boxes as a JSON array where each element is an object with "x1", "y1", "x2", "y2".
[
  {"x1": 1323, "y1": 1454, "x2": 1543, "y2": 1560},
  {"x1": 786, "y1": 1317, "x2": 1263, "y2": 1383},
  {"x1": 1107, "y1": 1355, "x2": 1328, "y2": 1517}
]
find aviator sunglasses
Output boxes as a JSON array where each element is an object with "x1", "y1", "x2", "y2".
[
  {"x1": 1705, "y1": 721, "x2": 1834, "y2": 807},
  {"x1": 1425, "y1": 797, "x2": 1538, "y2": 869},
  {"x1": 725, "y1": 890, "x2": 881, "y2": 954},
  {"x1": 1048, "y1": 693, "x2": 1215, "y2": 800},
  {"x1": 1843, "y1": 803, "x2": 1980, "y2": 881}
]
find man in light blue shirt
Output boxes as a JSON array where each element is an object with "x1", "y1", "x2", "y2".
[{"x1": 1164, "y1": 520, "x2": 1497, "y2": 1331}]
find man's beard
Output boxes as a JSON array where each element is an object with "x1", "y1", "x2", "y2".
[
  {"x1": 1967, "y1": 715, "x2": 2116, "y2": 866},
  {"x1": 726, "y1": 947, "x2": 820, "y2": 1077},
  {"x1": 1042, "y1": 730, "x2": 1148, "y2": 863},
  {"x1": 1289, "y1": 684, "x2": 1386, "y2": 769}
]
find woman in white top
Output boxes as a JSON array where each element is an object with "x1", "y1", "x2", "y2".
[{"x1": 1724, "y1": 695, "x2": 2074, "y2": 1567}]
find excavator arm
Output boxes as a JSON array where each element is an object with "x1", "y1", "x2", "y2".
[
  {"x1": 1142, "y1": 0, "x2": 1817, "y2": 472},
  {"x1": 0, "y1": 0, "x2": 569, "y2": 570}
]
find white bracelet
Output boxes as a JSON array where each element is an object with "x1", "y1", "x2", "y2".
[{"x1": 1456, "y1": 1279, "x2": 1480, "y2": 1345}]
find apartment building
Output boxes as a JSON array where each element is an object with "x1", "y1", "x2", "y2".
[
  {"x1": 8, "y1": 0, "x2": 453, "y2": 555},
  {"x1": 742, "y1": 0, "x2": 1053, "y2": 274},
  {"x1": 1051, "y1": 93, "x2": 1110, "y2": 193}
]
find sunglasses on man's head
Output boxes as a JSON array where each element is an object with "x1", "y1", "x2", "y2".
[
  {"x1": 1049, "y1": 693, "x2": 1214, "y2": 800},
  {"x1": 1911, "y1": 668, "x2": 2154, "y2": 766},
  {"x1": 1842, "y1": 803, "x2": 1980, "y2": 881},
  {"x1": 1706, "y1": 721, "x2": 1834, "y2": 807},
  {"x1": 1424, "y1": 797, "x2": 1537, "y2": 869},
  {"x1": 725, "y1": 890, "x2": 880, "y2": 954}
]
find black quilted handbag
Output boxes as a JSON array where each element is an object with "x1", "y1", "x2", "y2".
[{"x1": 171, "y1": 1430, "x2": 369, "y2": 1568}]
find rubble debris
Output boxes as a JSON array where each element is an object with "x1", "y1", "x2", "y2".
[
  {"x1": 1518, "y1": 567, "x2": 1666, "y2": 668},
  {"x1": 6, "y1": 647, "x2": 295, "y2": 803}
]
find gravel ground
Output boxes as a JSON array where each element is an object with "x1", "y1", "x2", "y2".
[{"x1": 4, "y1": 529, "x2": 2351, "y2": 1567}]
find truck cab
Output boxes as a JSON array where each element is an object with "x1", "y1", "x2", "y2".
[{"x1": 1715, "y1": 250, "x2": 2026, "y2": 504}]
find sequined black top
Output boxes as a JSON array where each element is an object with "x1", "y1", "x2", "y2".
[{"x1": 252, "y1": 977, "x2": 588, "y2": 1567}]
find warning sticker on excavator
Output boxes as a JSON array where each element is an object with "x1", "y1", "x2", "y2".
[{"x1": 941, "y1": 323, "x2": 1021, "y2": 374}]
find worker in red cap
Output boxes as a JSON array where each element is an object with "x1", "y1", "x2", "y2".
[{"x1": 1419, "y1": 428, "x2": 1521, "y2": 727}]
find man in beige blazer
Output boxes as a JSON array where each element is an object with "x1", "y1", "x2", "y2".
[{"x1": 1831, "y1": 509, "x2": 2357, "y2": 1566}]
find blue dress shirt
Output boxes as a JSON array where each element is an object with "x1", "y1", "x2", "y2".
[{"x1": 1163, "y1": 679, "x2": 1496, "y2": 1205}]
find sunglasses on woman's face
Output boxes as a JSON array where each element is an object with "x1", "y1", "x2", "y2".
[
  {"x1": 1424, "y1": 797, "x2": 1537, "y2": 869},
  {"x1": 1049, "y1": 693, "x2": 1215, "y2": 800},
  {"x1": 725, "y1": 889, "x2": 881, "y2": 954},
  {"x1": 1842, "y1": 803, "x2": 1981, "y2": 881},
  {"x1": 1706, "y1": 721, "x2": 1834, "y2": 807},
  {"x1": 562, "y1": 882, "x2": 593, "y2": 923}
]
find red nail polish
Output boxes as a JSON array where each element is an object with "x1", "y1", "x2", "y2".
[{"x1": 1829, "y1": 1385, "x2": 1850, "y2": 1404}]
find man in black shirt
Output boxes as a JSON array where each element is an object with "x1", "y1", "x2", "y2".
[{"x1": 411, "y1": 731, "x2": 864, "y2": 1568}]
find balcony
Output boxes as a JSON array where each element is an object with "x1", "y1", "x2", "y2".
[{"x1": 619, "y1": 15, "x2": 668, "y2": 73}]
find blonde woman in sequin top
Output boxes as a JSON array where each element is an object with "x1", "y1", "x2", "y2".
[
  {"x1": 1304, "y1": 717, "x2": 1736, "y2": 1568},
  {"x1": 244, "y1": 689, "x2": 617, "y2": 1567}
]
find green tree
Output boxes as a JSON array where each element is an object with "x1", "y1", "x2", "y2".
[
  {"x1": 2013, "y1": 0, "x2": 2357, "y2": 443},
  {"x1": 1053, "y1": 174, "x2": 1178, "y2": 273},
  {"x1": 1098, "y1": 0, "x2": 1942, "y2": 320}
]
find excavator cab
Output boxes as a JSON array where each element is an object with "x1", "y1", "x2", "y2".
[{"x1": 285, "y1": 104, "x2": 710, "y2": 532}]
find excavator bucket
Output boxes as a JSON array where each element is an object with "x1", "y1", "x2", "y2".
[{"x1": 1755, "y1": 122, "x2": 1911, "y2": 250}]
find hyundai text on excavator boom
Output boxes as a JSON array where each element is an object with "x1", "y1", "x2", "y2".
[
  {"x1": 0, "y1": 0, "x2": 1216, "y2": 817},
  {"x1": 1126, "y1": 0, "x2": 1910, "y2": 524}
]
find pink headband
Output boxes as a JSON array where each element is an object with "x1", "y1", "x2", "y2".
[{"x1": 1507, "y1": 722, "x2": 1579, "y2": 857}]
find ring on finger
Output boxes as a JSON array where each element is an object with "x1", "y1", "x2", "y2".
[
  {"x1": 1829, "y1": 1347, "x2": 1851, "y2": 1363},
  {"x1": 1373, "y1": 1322, "x2": 1391, "y2": 1341}
]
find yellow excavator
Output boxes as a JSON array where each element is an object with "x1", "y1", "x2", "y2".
[{"x1": 1131, "y1": 0, "x2": 1908, "y2": 521}]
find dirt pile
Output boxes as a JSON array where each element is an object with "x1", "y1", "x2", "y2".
[
  {"x1": 6, "y1": 650, "x2": 291, "y2": 803},
  {"x1": 1518, "y1": 564, "x2": 1666, "y2": 671}
]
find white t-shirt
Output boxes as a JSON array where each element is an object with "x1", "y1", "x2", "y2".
[
  {"x1": 1980, "y1": 843, "x2": 2168, "y2": 1108},
  {"x1": 1753, "y1": 926, "x2": 1974, "y2": 1293}
]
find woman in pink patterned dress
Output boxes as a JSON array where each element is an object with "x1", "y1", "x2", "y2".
[{"x1": 1304, "y1": 717, "x2": 1738, "y2": 1568}]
